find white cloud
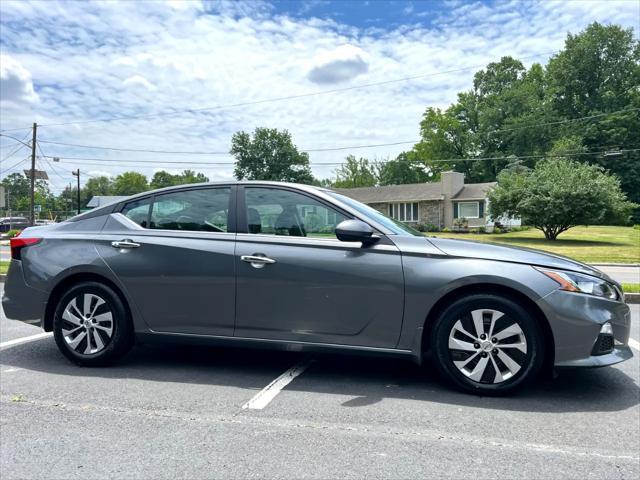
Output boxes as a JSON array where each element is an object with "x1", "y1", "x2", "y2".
[
  {"x1": 0, "y1": 0, "x2": 638, "y2": 190},
  {"x1": 123, "y1": 75, "x2": 156, "y2": 91},
  {"x1": 0, "y1": 54, "x2": 39, "y2": 104},
  {"x1": 307, "y1": 44, "x2": 369, "y2": 84}
]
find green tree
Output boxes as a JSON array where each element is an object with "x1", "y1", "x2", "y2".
[
  {"x1": 378, "y1": 152, "x2": 429, "y2": 185},
  {"x1": 112, "y1": 172, "x2": 149, "y2": 196},
  {"x1": 546, "y1": 22, "x2": 640, "y2": 211},
  {"x1": 488, "y1": 158, "x2": 636, "y2": 240},
  {"x1": 333, "y1": 155, "x2": 378, "y2": 188},
  {"x1": 0, "y1": 173, "x2": 52, "y2": 213},
  {"x1": 231, "y1": 128, "x2": 315, "y2": 184},
  {"x1": 150, "y1": 171, "x2": 177, "y2": 189},
  {"x1": 81, "y1": 176, "x2": 113, "y2": 207}
]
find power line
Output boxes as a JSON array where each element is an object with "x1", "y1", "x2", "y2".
[
  {"x1": 38, "y1": 148, "x2": 640, "y2": 170},
  {"x1": 1, "y1": 157, "x2": 30, "y2": 174},
  {"x1": 0, "y1": 51, "x2": 557, "y2": 132},
  {"x1": 31, "y1": 107, "x2": 638, "y2": 156}
]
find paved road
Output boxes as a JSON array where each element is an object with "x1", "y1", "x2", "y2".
[
  {"x1": 1, "y1": 284, "x2": 639, "y2": 479},
  {"x1": 596, "y1": 265, "x2": 640, "y2": 284}
]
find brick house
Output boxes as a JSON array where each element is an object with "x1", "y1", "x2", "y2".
[{"x1": 334, "y1": 171, "x2": 518, "y2": 230}]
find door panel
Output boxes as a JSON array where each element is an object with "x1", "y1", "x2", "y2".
[
  {"x1": 97, "y1": 186, "x2": 236, "y2": 336},
  {"x1": 98, "y1": 230, "x2": 236, "y2": 335},
  {"x1": 235, "y1": 236, "x2": 404, "y2": 347},
  {"x1": 234, "y1": 185, "x2": 404, "y2": 348}
]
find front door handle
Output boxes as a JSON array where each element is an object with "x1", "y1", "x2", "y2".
[
  {"x1": 241, "y1": 254, "x2": 276, "y2": 269},
  {"x1": 111, "y1": 239, "x2": 140, "y2": 249}
]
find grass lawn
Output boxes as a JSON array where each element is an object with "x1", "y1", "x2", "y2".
[
  {"x1": 426, "y1": 226, "x2": 640, "y2": 264},
  {"x1": 0, "y1": 261, "x2": 8, "y2": 275},
  {"x1": 622, "y1": 283, "x2": 640, "y2": 293}
]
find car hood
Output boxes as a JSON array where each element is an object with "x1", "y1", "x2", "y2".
[{"x1": 423, "y1": 237, "x2": 612, "y2": 281}]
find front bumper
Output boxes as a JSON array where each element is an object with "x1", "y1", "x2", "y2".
[
  {"x1": 1, "y1": 260, "x2": 48, "y2": 327},
  {"x1": 538, "y1": 289, "x2": 633, "y2": 367},
  {"x1": 555, "y1": 345, "x2": 634, "y2": 367}
]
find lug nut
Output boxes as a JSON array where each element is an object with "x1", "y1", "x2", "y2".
[
  {"x1": 491, "y1": 338, "x2": 497, "y2": 343},
  {"x1": 481, "y1": 352, "x2": 488, "y2": 357},
  {"x1": 493, "y1": 349, "x2": 498, "y2": 354},
  {"x1": 474, "y1": 343, "x2": 480, "y2": 349},
  {"x1": 480, "y1": 334, "x2": 487, "y2": 340}
]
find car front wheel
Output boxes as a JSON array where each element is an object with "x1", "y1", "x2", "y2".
[
  {"x1": 53, "y1": 281, "x2": 133, "y2": 366},
  {"x1": 431, "y1": 293, "x2": 544, "y2": 395}
]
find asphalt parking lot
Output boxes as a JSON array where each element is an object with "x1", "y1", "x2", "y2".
[{"x1": 1, "y1": 283, "x2": 639, "y2": 479}]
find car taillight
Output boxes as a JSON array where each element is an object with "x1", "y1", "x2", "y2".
[{"x1": 10, "y1": 237, "x2": 42, "y2": 260}]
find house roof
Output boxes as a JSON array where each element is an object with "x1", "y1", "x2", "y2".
[
  {"x1": 333, "y1": 182, "x2": 443, "y2": 203},
  {"x1": 452, "y1": 182, "x2": 496, "y2": 200},
  {"x1": 334, "y1": 181, "x2": 496, "y2": 204},
  {"x1": 86, "y1": 195, "x2": 129, "y2": 208}
]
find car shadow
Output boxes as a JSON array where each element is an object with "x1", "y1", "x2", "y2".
[{"x1": 1, "y1": 340, "x2": 638, "y2": 414}]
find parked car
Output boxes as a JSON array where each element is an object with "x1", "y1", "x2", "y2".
[
  {"x1": 0, "y1": 216, "x2": 29, "y2": 233},
  {"x1": 1, "y1": 182, "x2": 632, "y2": 394}
]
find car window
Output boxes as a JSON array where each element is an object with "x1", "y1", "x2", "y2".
[
  {"x1": 121, "y1": 198, "x2": 151, "y2": 228},
  {"x1": 150, "y1": 188, "x2": 231, "y2": 232},
  {"x1": 245, "y1": 187, "x2": 349, "y2": 239}
]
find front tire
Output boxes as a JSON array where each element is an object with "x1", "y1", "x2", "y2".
[
  {"x1": 53, "y1": 281, "x2": 133, "y2": 366},
  {"x1": 431, "y1": 294, "x2": 544, "y2": 395}
]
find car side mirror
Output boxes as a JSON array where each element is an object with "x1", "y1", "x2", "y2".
[{"x1": 335, "y1": 219, "x2": 378, "y2": 245}]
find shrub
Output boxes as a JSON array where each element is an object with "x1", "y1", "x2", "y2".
[
  {"x1": 442, "y1": 227, "x2": 451, "y2": 233},
  {"x1": 416, "y1": 223, "x2": 439, "y2": 232},
  {"x1": 6, "y1": 229, "x2": 21, "y2": 238}
]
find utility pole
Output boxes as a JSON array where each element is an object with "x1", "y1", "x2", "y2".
[
  {"x1": 29, "y1": 122, "x2": 37, "y2": 226},
  {"x1": 72, "y1": 169, "x2": 80, "y2": 214}
]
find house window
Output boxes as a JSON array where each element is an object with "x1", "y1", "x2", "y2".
[
  {"x1": 388, "y1": 202, "x2": 419, "y2": 222},
  {"x1": 458, "y1": 201, "x2": 480, "y2": 219}
]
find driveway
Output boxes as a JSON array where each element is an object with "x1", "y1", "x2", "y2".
[{"x1": 1, "y1": 283, "x2": 639, "y2": 479}]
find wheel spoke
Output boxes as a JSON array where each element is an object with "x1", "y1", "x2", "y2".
[
  {"x1": 93, "y1": 323, "x2": 113, "y2": 336},
  {"x1": 497, "y1": 349, "x2": 522, "y2": 376},
  {"x1": 467, "y1": 355, "x2": 490, "y2": 382},
  {"x1": 65, "y1": 330, "x2": 87, "y2": 351},
  {"x1": 92, "y1": 329, "x2": 104, "y2": 351},
  {"x1": 62, "y1": 305, "x2": 83, "y2": 326},
  {"x1": 471, "y1": 310, "x2": 485, "y2": 338},
  {"x1": 487, "y1": 310, "x2": 504, "y2": 338},
  {"x1": 454, "y1": 351, "x2": 480, "y2": 370},
  {"x1": 452, "y1": 320, "x2": 478, "y2": 341},
  {"x1": 93, "y1": 312, "x2": 112, "y2": 323},
  {"x1": 490, "y1": 355, "x2": 504, "y2": 383},
  {"x1": 62, "y1": 325, "x2": 83, "y2": 337},
  {"x1": 448, "y1": 336, "x2": 477, "y2": 352},
  {"x1": 498, "y1": 340, "x2": 527, "y2": 353},
  {"x1": 493, "y1": 322, "x2": 524, "y2": 341},
  {"x1": 89, "y1": 296, "x2": 105, "y2": 318}
]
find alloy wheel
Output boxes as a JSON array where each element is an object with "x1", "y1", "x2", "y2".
[
  {"x1": 61, "y1": 293, "x2": 114, "y2": 355},
  {"x1": 447, "y1": 308, "x2": 528, "y2": 384}
]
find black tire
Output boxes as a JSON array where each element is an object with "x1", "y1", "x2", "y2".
[
  {"x1": 53, "y1": 281, "x2": 134, "y2": 366},
  {"x1": 431, "y1": 293, "x2": 544, "y2": 395}
]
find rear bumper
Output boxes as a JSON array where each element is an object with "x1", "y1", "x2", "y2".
[{"x1": 1, "y1": 260, "x2": 48, "y2": 327}]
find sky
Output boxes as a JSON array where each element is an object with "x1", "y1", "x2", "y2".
[{"x1": 0, "y1": 0, "x2": 638, "y2": 193}]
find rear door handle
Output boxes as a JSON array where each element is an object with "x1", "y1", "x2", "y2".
[
  {"x1": 111, "y1": 239, "x2": 140, "y2": 249},
  {"x1": 241, "y1": 255, "x2": 276, "y2": 269}
]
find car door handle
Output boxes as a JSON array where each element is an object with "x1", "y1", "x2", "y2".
[
  {"x1": 241, "y1": 255, "x2": 276, "y2": 268},
  {"x1": 111, "y1": 239, "x2": 140, "y2": 249}
]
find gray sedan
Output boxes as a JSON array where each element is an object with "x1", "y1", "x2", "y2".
[{"x1": 1, "y1": 181, "x2": 633, "y2": 394}]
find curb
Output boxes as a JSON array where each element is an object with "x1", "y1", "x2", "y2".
[{"x1": 625, "y1": 293, "x2": 640, "y2": 304}]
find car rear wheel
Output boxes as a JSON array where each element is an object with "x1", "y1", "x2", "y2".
[
  {"x1": 431, "y1": 294, "x2": 544, "y2": 395},
  {"x1": 53, "y1": 281, "x2": 133, "y2": 366}
]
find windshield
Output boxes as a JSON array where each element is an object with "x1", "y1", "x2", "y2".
[{"x1": 325, "y1": 191, "x2": 422, "y2": 237}]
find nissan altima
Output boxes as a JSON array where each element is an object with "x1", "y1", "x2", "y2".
[{"x1": 1, "y1": 181, "x2": 633, "y2": 394}]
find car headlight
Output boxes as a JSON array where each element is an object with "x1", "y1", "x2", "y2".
[{"x1": 537, "y1": 268, "x2": 620, "y2": 300}]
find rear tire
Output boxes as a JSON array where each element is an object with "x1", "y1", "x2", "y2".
[
  {"x1": 53, "y1": 281, "x2": 133, "y2": 366},
  {"x1": 431, "y1": 293, "x2": 544, "y2": 395}
]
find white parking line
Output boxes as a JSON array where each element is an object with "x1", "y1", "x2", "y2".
[
  {"x1": 628, "y1": 338, "x2": 640, "y2": 351},
  {"x1": 0, "y1": 332, "x2": 52, "y2": 350},
  {"x1": 242, "y1": 358, "x2": 314, "y2": 410}
]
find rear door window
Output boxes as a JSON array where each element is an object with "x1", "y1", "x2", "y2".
[
  {"x1": 150, "y1": 188, "x2": 231, "y2": 232},
  {"x1": 121, "y1": 198, "x2": 151, "y2": 228}
]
